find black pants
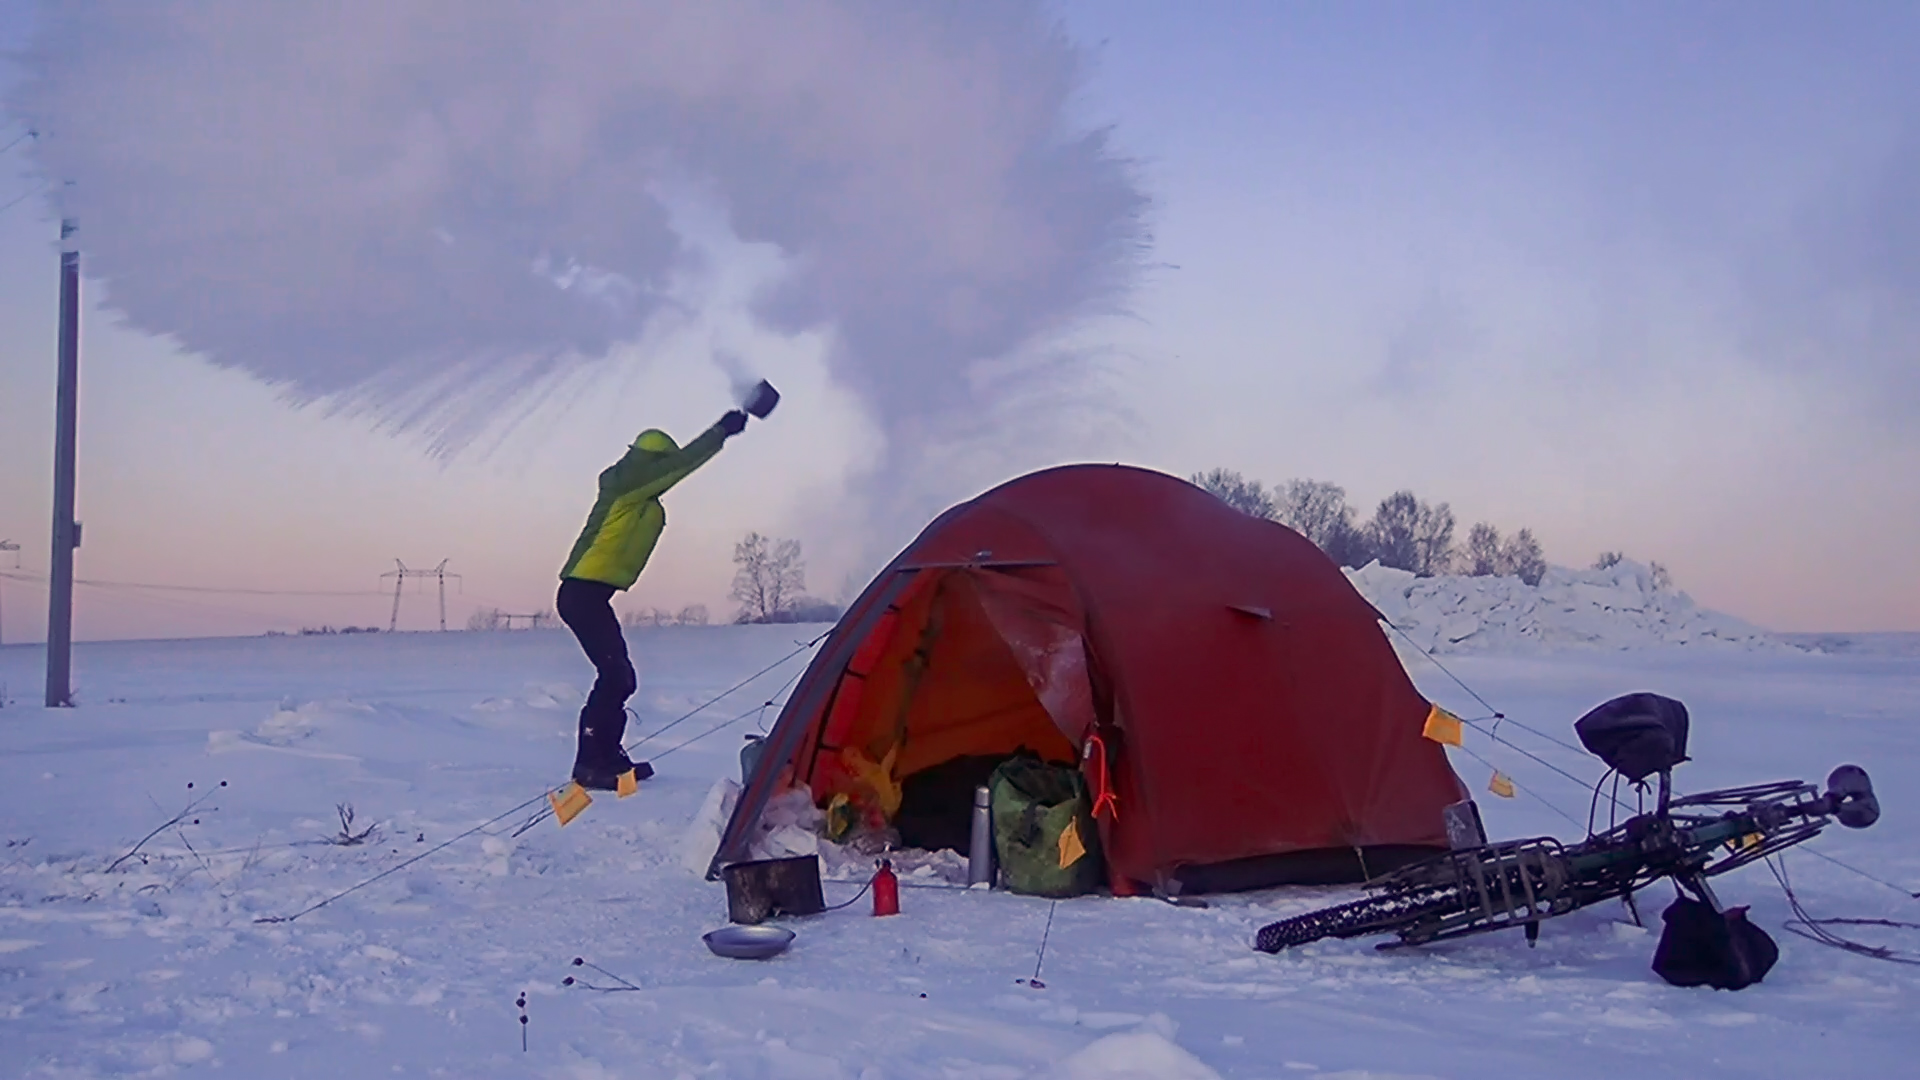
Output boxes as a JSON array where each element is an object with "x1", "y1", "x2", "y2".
[{"x1": 556, "y1": 578, "x2": 636, "y2": 763}]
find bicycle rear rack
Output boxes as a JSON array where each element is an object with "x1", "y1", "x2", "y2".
[{"x1": 1374, "y1": 838, "x2": 1577, "y2": 946}]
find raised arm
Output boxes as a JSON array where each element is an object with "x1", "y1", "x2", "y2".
[{"x1": 604, "y1": 414, "x2": 740, "y2": 500}]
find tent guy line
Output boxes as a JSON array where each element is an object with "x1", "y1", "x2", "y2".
[
  {"x1": 253, "y1": 791, "x2": 551, "y2": 925},
  {"x1": 511, "y1": 639, "x2": 825, "y2": 837},
  {"x1": 254, "y1": 635, "x2": 827, "y2": 921},
  {"x1": 1384, "y1": 618, "x2": 1590, "y2": 757},
  {"x1": 1449, "y1": 739, "x2": 1585, "y2": 829},
  {"x1": 622, "y1": 630, "x2": 830, "y2": 757},
  {"x1": 652, "y1": 666, "x2": 809, "y2": 762},
  {"x1": 516, "y1": 674, "x2": 811, "y2": 836},
  {"x1": 1391, "y1": 621, "x2": 1915, "y2": 903},
  {"x1": 1384, "y1": 616, "x2": 1632, "y2": 815}
]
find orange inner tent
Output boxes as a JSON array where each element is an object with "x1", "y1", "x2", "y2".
[{"x1": 801, "y1": 570, "x2": 1078, "y2": 817}]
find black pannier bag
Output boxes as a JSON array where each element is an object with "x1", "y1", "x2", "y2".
[{"x1": 1651, "y1": 896, "x2": 1779, "y2": 990}]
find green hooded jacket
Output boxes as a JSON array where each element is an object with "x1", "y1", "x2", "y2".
[{"x1": 559, "y1": 422, "x2": 730, "y2": 590}]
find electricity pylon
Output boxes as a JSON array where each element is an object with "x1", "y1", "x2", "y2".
[{"x1": 380, "y1": 560, "x2": 462, "y2": 632}]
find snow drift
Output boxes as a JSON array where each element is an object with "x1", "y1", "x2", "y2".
[{"x1": 1344, "y1": 558, "x2": 1782, "y2": 654}]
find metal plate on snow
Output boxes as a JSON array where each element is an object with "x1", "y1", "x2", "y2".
[{"x1": 703, "y1": 924, "x2": 796, "y2": 961}]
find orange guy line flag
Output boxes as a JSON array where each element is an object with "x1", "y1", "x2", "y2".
[
  {"x1": 549, "y1": 782, "x2": 593, "y2": 826},
  {"x1": 1058, "y1": 817, "x2": 1088, "y2": 868},
  {"x1": 1422, "y1": 703, "x2": 1465, "y2": 747}
]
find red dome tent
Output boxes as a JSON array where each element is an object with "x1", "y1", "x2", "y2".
[{"x1": 709, "y1": 465, "x2": 1466, "y2": 895}]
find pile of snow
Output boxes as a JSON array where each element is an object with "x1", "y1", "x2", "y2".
[
  {"x1": 1052, "y1": 1020, "x2": 1220, "y2": 1080},
  {"x1": 1344, "y1": 558, "x2": 1783, "y2": 653},
  {"x1": 680, "y1": 778, "x2": 970, "y2": 883}
]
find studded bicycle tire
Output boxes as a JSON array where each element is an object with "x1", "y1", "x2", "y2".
[{"x1": 1254, "y1": 886, "x2": 1464, "y2": 953}]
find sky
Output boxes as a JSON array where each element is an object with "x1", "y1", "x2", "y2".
[{"x1": 0, "y1": 1, "x2": 1916, "y2": 644}]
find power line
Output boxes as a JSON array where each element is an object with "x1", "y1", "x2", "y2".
[
  {"x1": 0, "y1": 569, "x2": 385, "y2": 598},
  {"x1": 0, "y1": 129, "x2": 35, "y2": 155},
  {"x1": 0, "y1": 181, "x2": 49, "y2": 217},
  {"x1": 0, "y1": 569, "x2": 382, "y2": 633}
]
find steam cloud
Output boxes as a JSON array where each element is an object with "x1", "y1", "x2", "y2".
[{"x1": 8, "y1": 1, "x2": 1147, "y2": 458}]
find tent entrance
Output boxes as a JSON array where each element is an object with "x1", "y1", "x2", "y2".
[{"x1": 797, "y1": 566, "x2": 1088, "y2": 850}]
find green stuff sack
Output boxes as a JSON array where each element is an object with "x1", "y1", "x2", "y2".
[{"x1": 989, "y1": 755, "x2": 1104, "y2": 898}]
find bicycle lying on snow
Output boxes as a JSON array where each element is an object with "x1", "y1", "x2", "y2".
[{"x1": 1254, "y1": 693, "x2": 1881, "y2": 990}]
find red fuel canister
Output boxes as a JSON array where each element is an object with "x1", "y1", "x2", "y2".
[{"x1": 872, "y1": 859, "x2": 899, "y2": 917}]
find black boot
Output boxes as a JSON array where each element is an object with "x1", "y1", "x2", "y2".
[{"x1": 571, "y1": 744, "x2": 655, "y2": 791}]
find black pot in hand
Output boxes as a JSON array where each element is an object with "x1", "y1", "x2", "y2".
[{"x1": 744, "y1": 380, "x2": 780, "y2": 419}]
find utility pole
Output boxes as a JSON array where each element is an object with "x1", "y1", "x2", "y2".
[
  {"x1": 46, "y1": 219, "x2": 80, "y2": 707},
  {"x1": 380, "y1": 559, "x2": 461, "y2": 631},
  {"x1": 0, "y1": 539, "x2": 20, "y2": 647}
]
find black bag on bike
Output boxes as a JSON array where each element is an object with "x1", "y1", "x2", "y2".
[
  {"x1": 1574, "y1": 692, "x2": 1690, "y2": 782},
  {"x1": 1651, "y1": 897, "x2": 1778, "y2": 990}
]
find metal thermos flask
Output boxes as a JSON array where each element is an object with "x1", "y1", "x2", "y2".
[
  {"x1": 740, "y1": 735, "x2": 767, "y2": 784},
  {"x1": 968, "y1": 785, "x2": 995, "y2": 887}
]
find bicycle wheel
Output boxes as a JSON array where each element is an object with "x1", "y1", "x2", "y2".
[{"x1": 1254, "y1": 886, "x2": 1463, "y2": 953}]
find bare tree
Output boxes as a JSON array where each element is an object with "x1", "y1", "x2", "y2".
[
  {"x1": 1273, "y1": 479, "x2": 1347, "y2": 546},
  {"x1": 1460, "y1": 522, "x2": 1546, "y2": 584},
  {"x1": 1413, "y1": 501, "x2": 1456, "y2": 577},
  {"x1": 1323, "y1": 525, "x2": 1375, "y2": 569},
  {"x1": 1593, "y1": 550, "x2": 1625, "y2": 571},
  {"x1": 1365, "y1": 491, "x2": 1454, "y2": 576},
  {"x1": 731, "y1": 532, "x2": 807, "y2": 623},
  {"x1": 1189, "y1": 468, "x2": 1276, "y2": 519},
  {"x1": 676, "y1": 603, "x2": 710, "y2": 626},
  {"x1": 1463, "y1": 522, "x2": 1503, "y2": 576},
  {"x1": 1365, "y1": 491, "x2": 1421, "y2": 572},
  {"x1": 466, "y1": 608, "x2": 505, "y2": 631},
  {"x1": 1272, "y1": 478, "x2": 1372, "y2": 567},
  {"x1": 1499, "y1": 528, "x2": 1546, "y2": 586}
]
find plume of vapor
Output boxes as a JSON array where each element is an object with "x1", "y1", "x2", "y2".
[{"x1": 8, "y1": 1, "x2": 1148, "y2": 460}]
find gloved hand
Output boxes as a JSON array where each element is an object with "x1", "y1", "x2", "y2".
[{"x1": 719, "y1": 409, "x2": 749, "y2": 437}]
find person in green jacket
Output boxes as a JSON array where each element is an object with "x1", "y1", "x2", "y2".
[{"x1": 558, "y1": 408, "x2": 749, "y2": 789}]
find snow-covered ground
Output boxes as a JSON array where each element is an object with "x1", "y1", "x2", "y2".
[{"x1": 2, "y1": 624, "x2": 1916, "y2": 1079}]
